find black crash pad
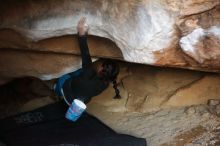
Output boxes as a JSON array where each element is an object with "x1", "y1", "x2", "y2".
[{"x1": 0, "y1": 102, "x2": 147, "y2": 146}]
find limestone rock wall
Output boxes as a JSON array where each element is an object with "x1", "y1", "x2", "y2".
[{"x1": 0, "y1": 0, "x2": 220, "y2": 83}]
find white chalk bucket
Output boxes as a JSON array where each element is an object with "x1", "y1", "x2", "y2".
[{"x1": 65, "y1": 99, "x2": 87, "y2": 122}]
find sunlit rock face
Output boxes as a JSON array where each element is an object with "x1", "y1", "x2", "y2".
[{"x1": 0, "y1": 0, "x2": 220, "y2": 83}]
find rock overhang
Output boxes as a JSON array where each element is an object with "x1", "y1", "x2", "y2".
[{"x1": 0, "y1": 0, "x2": 220, "y2": 83}]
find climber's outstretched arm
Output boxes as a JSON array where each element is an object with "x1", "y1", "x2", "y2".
[{"x1": 77, "y1": 17, "x2": 92, "y2": 70}]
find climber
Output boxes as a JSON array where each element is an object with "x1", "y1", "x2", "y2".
[{"x1": 54, "y1": 17, "x2": 121, "y2": 107}]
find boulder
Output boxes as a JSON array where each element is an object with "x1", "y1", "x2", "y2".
[
  {"x1": 0, "y1": 0, "x2": 220, "y2": 83},
  {"x1": 88, "y1": 62, "x2": 220, "y2": 113},
  {"x1": 2, "y1": 61, "x2": 220, "y2": 116},
  {"x1": 0, "y1": 35, "x2": 122, "y2": 84}
]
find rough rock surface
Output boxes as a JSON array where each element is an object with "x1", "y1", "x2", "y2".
[
  {"x1": 178, "y1": 5, "x2": 220, "y2": 71},
  {"x1": 1, "y1": 61, "x2": 220, "y2": 146},
  {"x1": 2, "y1": 60, "x2": 220, "y2": 115},
  {"x1": 88, "y1": 103, "x2": 220, "y2": 146},
  {"x1": 86, "y1": 61, "x2": 220, "y2": 113},
  {"x1": 0, "y1": 0, "x2": 220, "y2": 83},
  {"x1": 0, "y1": 35, "x2": 122, "y2": 84}
]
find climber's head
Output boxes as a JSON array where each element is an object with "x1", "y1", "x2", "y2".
[{"x1": 98, "y1": 60, "x2": 121, "y2": 99}]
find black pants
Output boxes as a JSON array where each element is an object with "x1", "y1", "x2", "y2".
[{"x1": 0, "y1": 102, "x2": 147, "y2": 146}]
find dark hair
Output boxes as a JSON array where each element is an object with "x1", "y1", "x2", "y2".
[{"x1": 101, "y1": 60, "x2": 121, "y2": 99}]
